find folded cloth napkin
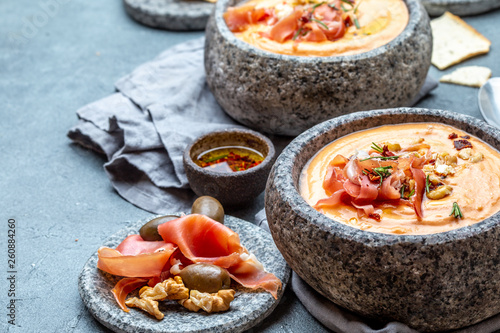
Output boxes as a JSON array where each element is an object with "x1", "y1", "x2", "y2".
[
  {"x1": 255, "y1": 210, "x2": 500, "y2": 333},
  {"x1": 68, "y1": 36, "x2": 437, "y2": 215}
]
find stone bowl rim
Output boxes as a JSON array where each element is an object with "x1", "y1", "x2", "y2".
[
  {"x1": 183, "y1": 128, "x2": 276, "y2": 179},
  {"x1": 211, "y1": 0, "x2": 425, "y2": 63},
  {"x1": 270, "y1": 107, "x2": 500, "y2": 246}
]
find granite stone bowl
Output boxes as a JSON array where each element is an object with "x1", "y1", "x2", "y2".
[
  {"x1": 204, "y1": 0, "x2": 432, "y2": 136},
  {"x1": 184, "y1": 128, "x2": 275, "y2": 206},
  {"x1": 265, "y1": 108, "x2": 500, "y2": 332},
  {"x1": 421, "y1": 0, "x2": 500, "y2": 16}
]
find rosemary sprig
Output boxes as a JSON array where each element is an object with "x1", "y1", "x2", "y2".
[
  {"x1": 425, "y1": 174, "x2": 430, "y2": 193},
  {"x1": 371, "y1": 142, "x2": 384, "y2": 154},
  {"x1": 450, "y1": 202, "x2": 463, "y2": 219},
  {"x1": 311, "y1": 18, "x2": 329, "y2": 30},
  {"x1": 360, "y1": 155, "x2": 399, "y2": 161}
]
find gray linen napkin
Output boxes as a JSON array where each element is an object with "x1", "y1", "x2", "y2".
[
  {"x1": 68, "y1": 36, "x2": 438, "y2": 215},
  {"x1": 255, "y1": 210, "x2": 500, "y2": 333}
]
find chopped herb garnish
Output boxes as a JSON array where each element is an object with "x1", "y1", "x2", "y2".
[
  {"x1": 400, "y1": 185, "x2": 406, "y2": 198},
  {"x1": 371, "y1": 142, "x2": 384, "y2": 154},
  {"x1": 311, "y1": 18, "x2": 329, "y2": 30},
  {"x1": 312, "y1": 1, "x2": 325, "y2": 10},
  {"x1": 425, "y1": 174, "x2": 430, "y2": 193},
  {"x1": 292, "y1": 27, "x2": 303, "y2": 41},
  {"x1": 353, "y1": 16, "x2": 361, "y2": 29},
  {"x1": 360, "y1": 155, "x2": 399, "y2": 161},
  {"x1": 408, "y1": 189, "x2": 415, "y2": 198},
  {"x1": 353, "y1": 0, "x2": 363, "y2": 13},
  {"x1": 450, "y1": 202, "x2": 463, "y2": 219},
  {"x1": 340, "y1": 3, "x2": 349, "y2": 12},
  {"x1": 328, "y1": 3, "x2": 338, "y2": 10},
  {"x1": 340, "y1": 0, "x2": 354, "y2": 5},
  {"x1": 372, "y1": 166, "x2": 392, "y2": 185}
]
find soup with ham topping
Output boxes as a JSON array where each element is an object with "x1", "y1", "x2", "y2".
[
  {"x1": 223, "y1": 0, "x2": 409, "y2": 56},
  {"x1": 299, "y1": 123, "x2": 500, "y2": 235}
]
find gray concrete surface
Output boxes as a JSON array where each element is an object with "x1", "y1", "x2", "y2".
[{"x1": 0, "y1": 0, "x2": 498, "y2": 332}]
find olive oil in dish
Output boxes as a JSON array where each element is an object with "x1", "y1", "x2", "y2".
[{"x1": 195, "y1": 146, "x2": 264, "y2": 172}]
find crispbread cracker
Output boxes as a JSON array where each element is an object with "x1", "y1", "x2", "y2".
[
  {"x1": 431, "y1": 12, "x2": 491, "y2": 70},
  {"x1": 439, "y1": 66, "x2": 492, "y2": 88}
]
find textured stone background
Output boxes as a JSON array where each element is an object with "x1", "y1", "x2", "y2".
[{"x1": 0, "y1": 0, "x2": 499, "y2": 332}]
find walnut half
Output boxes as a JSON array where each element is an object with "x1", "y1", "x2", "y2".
[
  {"x1": 139, "y1": 276, "x2": 189, "y2": 301},
  {"x1": 125, "y1": 297, "x2": 164, "y2": 320},
  {"x1": 179, "y1": 289, "x2": 235, "y2": 313}
]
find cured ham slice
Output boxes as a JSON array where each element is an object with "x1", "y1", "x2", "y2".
[
  {"x1": 410, "y1": 159, "x2": 426, "y2": 218},
  {"x1": 315, "y1": 147, "x2": 431, "y2": 221},
  {"x1": 116, "y1": 235, "x2": 172, "y2": 256},
  {"x1": 323, "y1": 165, "x2": 346, "y2": 195},
  {"x1": 224, "y1": 5, "x2": 270, "y2": 32},
  {"x1": 97, "y1": 242, "x2": 176, "y2": 278},
  {"x1": 314, "y1": 189, "x2": 346, "y2": 209},
  {"x1": 355, "y1": 175, "x2": 379, "y2": 204},
  {"x1": 111, "y1": 277, "x2": 148, "y2": 312},
  {"x1": 269, "y1": 9, "x2": 303, "y2": 43},
  {"x1": 158, "y1": 214, "x2": 282, "y2": 299}
]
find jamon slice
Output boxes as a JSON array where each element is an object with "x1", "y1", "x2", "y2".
[{"x1": 158, "y1": 214, "x2": 282, "y2": 298}]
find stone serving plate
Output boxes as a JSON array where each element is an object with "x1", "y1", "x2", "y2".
[
  {"x1": 422, "y1": 0, "x2": 500, "y2": 16},
  {"x1": 123, "y1": 0, "x2": 214, "y2": 31},
  {"x1": 183, "y1": 128, "x2": 275, "y2": 206},
  {"x1": 265, "y1": 107, "x2": 500, "y2": 332},
  {"x1": 205, "y1": 0, "x2": 432, "y2": 136},
  {"x1": 78, "y1": 214, "x2": 290, "y2": 333}
]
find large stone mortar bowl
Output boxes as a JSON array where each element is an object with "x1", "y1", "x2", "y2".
[
  {"x1": 265, "y1": 108, "x2": 500, "y2": 331},
  {"x1": 204, "y1": 0, "x2": 432, "y2": 136}
]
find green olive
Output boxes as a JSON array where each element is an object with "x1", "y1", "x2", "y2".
[
  {"x1": 139, "y1": 215, "x2": 179, "y2": 241},
  {"x1": 191, "y1": 196, "x2": 224, "y2": 224},
  {"x1": 179, "y1": 263, "x2": 231, "y2": 293}
]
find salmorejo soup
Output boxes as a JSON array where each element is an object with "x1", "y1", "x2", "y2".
[
  {"x1": 223, "y1": 0, "x2": 409, "y2": 57},
  {"x1": 299, "y1": 123, "x2": 500, "y2": 235}
]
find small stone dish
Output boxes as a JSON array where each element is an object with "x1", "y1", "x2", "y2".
[
  {"x1": 184, "y1": 128, "x2": 275, "y2": 206},
  {"x1": 205, "y1": 0, "x2": 432, "y2": 135},
  {"x1": 265, "y1": 107, "x2": 500, "y2": 332}
]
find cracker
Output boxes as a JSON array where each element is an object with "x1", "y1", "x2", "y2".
[
  {"x1": 439, "y1": 66, "x2": 492, "y2": 88},
  {"x1": 431, "y1": 12, "x2": 491, "y2": 70}
]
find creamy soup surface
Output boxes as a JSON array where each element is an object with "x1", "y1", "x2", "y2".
[
  {"x1": 299, "y1": 123, "x2": 500, "y2": 235},
  {"x1": 224, "y1": 0, "x2": 409, "y2": 56}
]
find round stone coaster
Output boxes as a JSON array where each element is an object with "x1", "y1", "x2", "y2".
[
  {"x1": 78, "y1": 215, "x2": 290, "y2": 333},
  {"x1": 123, "y1": 0, "x2": 214, "y2": 31},
  {"x1": 422, "y1": 0, "x2": 500, "y2": 16}
]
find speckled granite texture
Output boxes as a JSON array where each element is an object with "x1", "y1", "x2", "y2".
[
  {"x1": 78, "y1": 215, "x2": 290, "y2": 333},
  {"x1": 265, "y1": 108, "x2": 500, "y2": 332},
  {"x1": 204, "y1": 0, "x2": 432, "y2": 136},
  {"x1": 422, "y1": 0, "x2": 500, "y2": 16},
  {"x1": 183, "y1": 129, "x2": 276, "y2": 206},
  {"x1": 123, "y1": 0, "x2": 213, "y2": 31}
]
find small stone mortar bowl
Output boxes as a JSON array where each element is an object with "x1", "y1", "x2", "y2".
[
  {"x1": 205, "y1": 0, "x2": 432, "y2": 136},
  {"x1": 184, "y1": 128, "x2": 275, "y2": 206},
  {"x1": 265, "y1": 108, "x2": 500, "y2": 332}
]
